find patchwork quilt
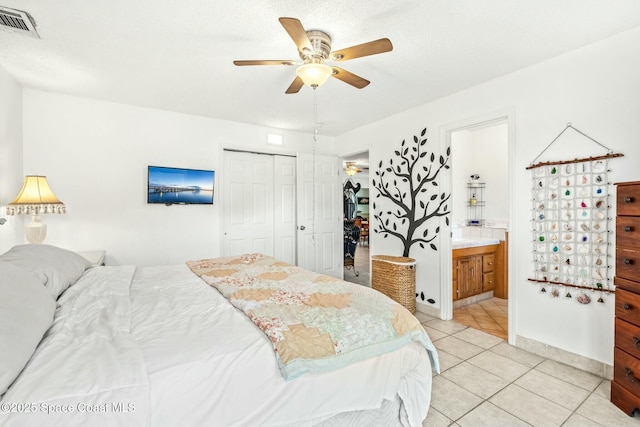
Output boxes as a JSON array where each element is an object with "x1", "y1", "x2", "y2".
[{"x1": 187, "y1": 253, "x2": 439, "y2": 380}]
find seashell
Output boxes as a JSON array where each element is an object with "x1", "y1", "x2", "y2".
[
  {"x1": 579, "y1": 189, "x2": 588, "y2": 197},
  {"x1": 595, "y1": 258, "x2": 602, "y2": 266},
  {"x1": 552, "y1": 254, "x2": 559, "y2": 262},
  {"x1": 538, "y1": 203, "x2": 545, "y2": 210},
  {"x1": 564, "y1": 224, "x2": 572, "y2": 231},
  {"x1": 566, "y1": 165, "x2": 572, "y2": 174},
  {"x1": 580, "y1": 224, "x2": 589, "y2": 232},
  {"x1": 551, "y1": 193, "x2": 558, "y2": 199},
  {"x1": 596, "y1": 212, "x2": 605, "y2": 220},
  {"x1": 552, "y1": 234, "x2": 558, "y2": 242},
  {"x1": 581, "y1": 175, "x2": 587, "y2": 184},
  {"x1": 564, "y1": 233, "x2": 572, "y2": 240},
  {"x1": 577, "y1": 293, "x2": 591, "y2": 304},
  {"x1": 566, "y1": 180, "x2": 571, "y2": 186},
  {"x1": 596, "y1": 200, "x2": 604, "y2": 208},
  {"x1": 551, "y1": 288, "x2": 560, "y2": 298},
  {"x1": 594, "y1": 223, "x2": 601, "y2": 230}
]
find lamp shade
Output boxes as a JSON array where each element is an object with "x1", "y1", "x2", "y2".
[
  {"x1": 7, "y1": 176, "x2": 66, "y2": 216},
  {"x1": 296, "y1": 63, "x2": 333, "y2": 88}
]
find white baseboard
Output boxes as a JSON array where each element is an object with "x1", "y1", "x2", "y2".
[
  {"x1": 516, "y1": 335, "x2": 613, "y2": 380},
  {"x1": 416, "y1": 301, "x2": 441, "y2": 318}
]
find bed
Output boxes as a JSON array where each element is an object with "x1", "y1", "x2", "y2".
[{"x1": 0, "y1": 245, "x2": 439, "y2": 427}]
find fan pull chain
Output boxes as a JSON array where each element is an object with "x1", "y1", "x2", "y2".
[{"x1": 311, "y1": 89, "x2": 318, "y2": 245}]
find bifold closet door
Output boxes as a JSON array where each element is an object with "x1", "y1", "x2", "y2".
[
  {"x1": 273, "y1": 155, "x2": 297, "y2": 264},
  {"x1": 223, "y1": 151, "x2": 275, "y2": 256},
  {"x1": 222, "y1": 151, "x2": 297, "y2": 262}
]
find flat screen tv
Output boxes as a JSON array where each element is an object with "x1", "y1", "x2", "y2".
[{"x1": 147, "y1": 165, "x2": 215, "y2": 205}]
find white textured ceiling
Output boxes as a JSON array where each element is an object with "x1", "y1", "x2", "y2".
[{"x1": 1, "y1": 0, "x2": 640, "y2": 136}]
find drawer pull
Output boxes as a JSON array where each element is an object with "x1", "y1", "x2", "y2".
[
  {"x1": 624, "y1": 259, "x2": 634, "y2": 265},
  {"x1": 626, "y1": 197, "x2": 634, "y2": 203},
  {"x1": 626, "y1": 367, "x2": 640, "y2": 384},
  {"x1": 634, "y1": 337, "x2": 640, "y2": 349},
  {"x1": 625, "y1": 226, "x2": 633, "y2": 232},
  {"x1": 623, "y1": 303, "x2": 632, "y2": 310}
]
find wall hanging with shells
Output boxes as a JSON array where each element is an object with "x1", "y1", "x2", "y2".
[{"x1": 526, "y1": 123, "x2": 624, "y2": 305}]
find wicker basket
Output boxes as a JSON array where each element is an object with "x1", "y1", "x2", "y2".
[{"x1": 371, "y1": 255, "x2": 416, "y2": 313}]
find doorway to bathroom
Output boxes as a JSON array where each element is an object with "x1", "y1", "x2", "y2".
[{"x1": 449, "y1": 118, "x2": 510, "y2": 340}]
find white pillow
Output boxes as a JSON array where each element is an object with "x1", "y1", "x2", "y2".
[
  {"x1": 0, "y1": 244, "x2": 92, "y2": 299},
  {"x1": 0, "y1": 261, "x2": 57, "y2": 396}
]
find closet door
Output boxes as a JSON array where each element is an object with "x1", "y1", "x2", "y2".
[
  {"x1": 273, "y1": 156, "x2": 297, "y2": 264},
  {"x1": 296, "y1": 153, "x2": 343, "y2": 278},
  {"x1": 223, "y1": 151, "x2": 274, "y2": 256}
]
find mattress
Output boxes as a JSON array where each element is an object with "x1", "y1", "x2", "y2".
[{"x1": 0, "y1": 263, "x2": 435, "y2": 427}]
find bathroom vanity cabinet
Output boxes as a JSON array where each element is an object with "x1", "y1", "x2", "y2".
[{"x1": 453, "y1": 244, "x2": 499, "y2": 301}]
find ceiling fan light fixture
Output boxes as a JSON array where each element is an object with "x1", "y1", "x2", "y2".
[{"x1": 296, "y1": 63, "x2": 333, "y2": 88}]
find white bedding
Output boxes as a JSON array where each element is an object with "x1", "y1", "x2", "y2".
[{"x1": 0, "y1": 265, "x2": 433, "y2": 427}]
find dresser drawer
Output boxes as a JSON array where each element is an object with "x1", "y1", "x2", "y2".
[
  {"x1": 612, "y1": 380, "x2": 640, "y2": 416},
  {"x1": 483, "y1": 254, "x2": 495, "y2": 273},
  {"x1": 617, "y1": 247, "x2": 640, "y2": 282},
  {"x1": 483, "y1": 272, "x2": 495, "y2": 291},
  {"x1": 617, "y1": 217, "x2": 640, "y2": 248},
  {"x1": 616, "y1": 276, "x2": 640, "y2": 294},
  {"x1": 614, "y1": 348, "x2": 640, "y2": 397},
  {"x1": 616, "y1": 288, "x2": 640, "y2": 326},
  {"x1": 618, "y1": 184, "x2": 640, "y2": 216},
  {"x1": 616, "y1": 318, "x2": 640, "y2": 359}
]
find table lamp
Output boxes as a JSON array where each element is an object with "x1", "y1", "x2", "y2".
[{"x1": 7, "y1": 176, "x2": 66, "y2": 243}]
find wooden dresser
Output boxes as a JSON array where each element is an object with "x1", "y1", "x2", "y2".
[{"x1": 612, "y1": 181, "x2": 640, "y2": 415}]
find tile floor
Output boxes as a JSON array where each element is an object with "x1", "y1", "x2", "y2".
[
  {"x1": 344, "y1": 242, "x2": 370, "y2": 287},
  {"x1": 453, "y1": 297, "x2": 508, "y2": 340},
  {"x1": 413, "y1": 311, "x2": 640, "y2": 427}
]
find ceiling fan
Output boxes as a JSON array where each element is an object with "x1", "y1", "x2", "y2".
[{"x1": 233, "y1": 17, "x2": 393, "y2": 94}]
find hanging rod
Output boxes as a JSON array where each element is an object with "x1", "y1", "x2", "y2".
[{"x1": 526, "y1": 152, "x2": 624, "y2": 170}]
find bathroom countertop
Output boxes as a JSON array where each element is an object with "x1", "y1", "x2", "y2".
[{"x1": 452, "y1": 238, "x2": 500, "y2": 250}]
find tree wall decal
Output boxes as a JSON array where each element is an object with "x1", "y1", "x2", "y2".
[{"x1": 372, "y1": 127, "x2": 451, "y2": 257}]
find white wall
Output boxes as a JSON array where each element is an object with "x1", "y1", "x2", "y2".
[
  {"x1": 22, "y1": 90, "x2": 336, "y2": 266},
  {"x1": 0, "y1": 64, "x2": 24, "y2": 252},
  {"x1": 338, "y1": 26, "x2": 640, "y2": 365},
  {"x1": 451, "y1": 123, "x2": 509, "y2": 226}
]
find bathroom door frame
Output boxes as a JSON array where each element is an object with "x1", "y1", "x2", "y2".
[{"x1": 439, "y1": 107, "x2": 517, "y2": 345}]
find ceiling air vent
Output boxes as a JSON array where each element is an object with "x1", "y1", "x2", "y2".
[{"x1": 0, "y1": 6, "x2": 39, "y2": 38}]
